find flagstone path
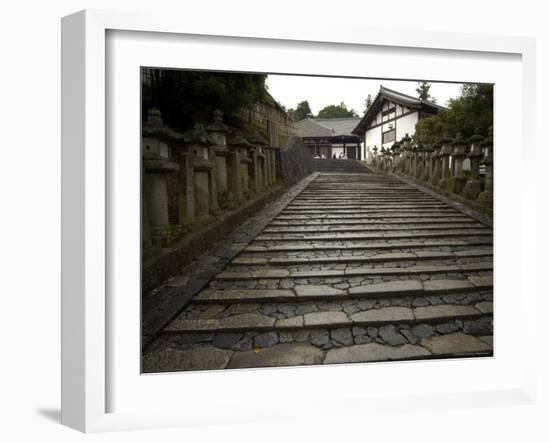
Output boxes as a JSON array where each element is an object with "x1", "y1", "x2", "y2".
[{"x1": 143, "y1": 166, "x2": 493, "y2": 373}]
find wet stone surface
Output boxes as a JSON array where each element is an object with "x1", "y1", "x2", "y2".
[{"x1": 144, "y1": 171, "x2": 493, "y2": 371}]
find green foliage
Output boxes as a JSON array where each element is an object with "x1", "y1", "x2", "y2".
[
  {"x1": 288, "y1": 100, "x2": 313, "y2": 121},
  {"x1": 317, "y1": 101, "x2": 358, "y2": 118},
  {"x1": 413, "y1": 84, "x2": 493, "y2": 144},
  {"x1": 142, "y1": 69, "x2": 268, "y2": 130},
  {"x1": 416, "y1": 81, "x2": 436, "y2": 103},
  {"x1": 364, "y1": 94, "x2": 373, "y2": 114}
]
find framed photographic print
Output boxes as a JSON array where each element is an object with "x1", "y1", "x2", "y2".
[{"x1": 61, "y1": 9, "x2": 537, "y2": 433}]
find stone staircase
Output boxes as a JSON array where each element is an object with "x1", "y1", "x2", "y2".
[
  {"x1": 144, "y1": 172, "x2": 493, "y2": 372},
  {"x1": 312, "y1": 159, "x2": 370, "y2": 173}
]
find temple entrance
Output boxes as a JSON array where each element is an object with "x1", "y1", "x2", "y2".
[{"x1": 319, "y1": 145, "x2": 331, "y2": 159}]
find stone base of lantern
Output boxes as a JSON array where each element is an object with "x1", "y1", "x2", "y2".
[
  {"x1": 150, "y1": 224, "x2": 187, "y2": 248},
  {"x1": 438, "y1": 177, "x2": 449, "y2": 190},
  {"x1": 463, "y1": 179, "x2": 482, "y2": 200},
  {"x1": 448, "y1": 176, "x2": 467, "y2": 194},
  {"x1": 478, "y1": 190, "x2": 493, "y2": 205}
]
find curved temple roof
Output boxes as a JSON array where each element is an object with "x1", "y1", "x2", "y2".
[
  {"x1": 351, "y1": 85, "x2": 445, "y2": 135},
  {"x1": 295, "y1": 117, "x2": 362, "y2": 138}
]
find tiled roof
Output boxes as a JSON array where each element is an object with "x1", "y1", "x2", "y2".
[
  {"x1": 295, "y1": 117, "x2": 362, "y2": 138},
  {"x1": 351, "y1": 85, "x2": 445, "y2": 135}
]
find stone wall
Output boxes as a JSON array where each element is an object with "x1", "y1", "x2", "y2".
[{"x1": 277, "y1": 136, "x2": 315, "y2": 186}]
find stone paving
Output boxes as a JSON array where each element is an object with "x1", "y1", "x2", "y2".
[{"x1": 143, "y1": 169, "x2": 493, "y2": 372}]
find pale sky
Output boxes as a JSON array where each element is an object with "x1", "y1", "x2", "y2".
[{"x1": 266, "y1": 74, "x2": 464, "y2": 116}]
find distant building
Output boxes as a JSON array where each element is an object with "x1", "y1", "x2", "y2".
[
  {"x1": 294, "y1": 117, "x2": 363, "y2": 159},
  {"x1": 240, "y1": 94, "x2": 295, "y2": 148},
  {"x1": 352, "y1": 86, "x2": 443, "y2": 160}
]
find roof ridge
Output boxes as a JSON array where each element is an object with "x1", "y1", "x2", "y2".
[{"x1": 380, "y1": 84, "x2": 447, "y2": 109}]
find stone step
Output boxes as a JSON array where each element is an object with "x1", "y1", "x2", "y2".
[
  {"x1": 286, "y1": 205, "x2": 450, "y2": 211},
  {"x1": 275, "y1": 213, "x2": 470, "y2": 220},
  {"x1": 281, "y1": 209, "x2": 461, "y2": 215},
  {"x1": 282, "y1": 211, "x2": 460, "y2": 216},
  {"x1": 254, "y1": 230, "x2": 492, "y2": 242},
  {"x1": 215, "y1": 262, "x2": 493, "y2": 280},
  {"x1": 286, "y1": 204, "x2": 449, "y2": 210},
  {"x1": 298, "y1": 192, "x2": 423, "y2": 196},
  {"x1": 322, "y1": 334, "x2": 492, "y2": 365},
  {"x1": 262, "y1": 224, "x2": 485, "y2": 233},
  {"x1": 297, "y1": 197, "x2": 428, "y2": 200},
  {"x1": 165, "y1": 303, "x2": 492, "y2": 333},
  {"x1": 143, "y1": 333, "x2": 492, "y2": 372},
  {"x1": 292, "y1": 192, "x2": 439, "y2": 199},
  {"x1": 244, "y1": 238, "x2": 493, "y2": 252},
  {"x1": 231, "y1": 249, "x2": 493, "y2": 266},
  {"x1": 194, "y1": 277, "x2": 493, "y2": 304},
  {"x1": 269, "y1": 218, "x2": 474, "y2": 226},
  {"x1": 283, "y1": 205, "x2": 454, "y2": 210}
]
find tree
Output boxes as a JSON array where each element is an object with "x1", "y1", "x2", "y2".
[
  {"x1": 317, "y1": 101, "x2": 358, "y2": 118},
  {"x1": 416, "y1": 81, "x2": 435, "y2": 103},
  {"x1": 414, "y1": 83, "x2": 493, "y2": 144},
  {"x1": 289, "y1": 100, "x2": 313, "y2": 121},
  {"x1": 142, "y1": 68, "x2": 268, "y2": 130},
  {"x1": 363, "y1": 94, "x2": 373, "y2": 113}
]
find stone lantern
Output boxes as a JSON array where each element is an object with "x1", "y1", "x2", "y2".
[
  {"x1": 141, "y1": 108, "x2": 182, "y2": 247},
  {"x1": 410, "y1": 142, "x2": 419, "y2": 177},
  {"x1": 384, "y1": 145, "x2": 393, "y2": 170},
  {"x1": 245, "y1": 131, "x2": 269, "y2": 194},
  {"x1": 437, "y1": 133, "x2": 453, "y2": 189},
  {"x1": 206, "y1": 110, "x2": 232, "y2": 208},
  {"x1": 415, "y1": 143, "x2": 426, "y2": 179},
  {"x1": 391, "y1": 141, "x2": 401, "y2": 172},
  {"x1": 380, "y1": 146, "x2": 387, "y2": 170},
  {"x1": 372, "y1": 145, "x2": 379, "y2": 168},
  {"x1": 402, "y1": 134, "x2": 412, "y2": 174},
  {"x1": 423, "y1": 144, "x2": 434, "y2": 182},
  {"x1": 228, "y1": 133, "x2": 256, "y2": 201},
  {"x1": 182, "y1": 123, "x2": 219, "y2": 219},
  {"x1": 478, "y1": 126, "x2": 493, "y2": 204},
  {"x1": 462, "y1": 130, "x2": 485, "y2": 200},
  {"x1": 448, "y1": 132, "x2": 468, "y2": 194}
]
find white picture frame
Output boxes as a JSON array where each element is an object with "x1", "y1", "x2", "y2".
[{"x1": 61, "y1": 9, "x2": 537, "y2": 433}]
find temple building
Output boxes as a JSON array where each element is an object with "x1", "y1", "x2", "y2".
[
  {"x1": 352, "y1": 86, "x2": 443, "y2": 160},
  {"x1": 294, "y1": 117, "x2": 363, "y2": 160}
]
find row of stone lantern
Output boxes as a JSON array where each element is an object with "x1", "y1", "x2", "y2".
[
  {"x1": 369, "y1": 128, "x2": 493, "y2": 205},
  {"x1": 141, "y1": 108, "x2": 278, "y2": 248}
]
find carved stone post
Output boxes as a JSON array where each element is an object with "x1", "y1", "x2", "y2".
[
  {"x1": 401, "y1": 134, "x2": 411, "y2": 174},
  {"x1": 227, "y1": 147, "x2": 243, "y2": 203},
  {"x1": 228, "y1": 134, "x2": 254, "y2": 200},
  {"x1": 462, "y1": 131, "x2": 484, "y2": 200},
  {"x1": 384, "y1": 148, "x2": 392, "y2": 171},
  {"x1": 430, "y1": 143, "x2": 442, "y2": 185},
  {"x1": 409, "y1": 144, "x2": 418, "y2": 177},
  {"x1": 380, "y1": 146, "x2": 387, "y2": 171},
  {"x1": 478, "y1": 127, "x2": 494, "y2": 204},
  {"x1": 391, "y1": 141, "x2": 401, "y2": 172},
  {"x1": 415, "y1": 144, "x2": 425, "y2": 179},
  {"x1": 430, "y1": 135, "x2": 450, "y2": 186},
  {"x1": 423, "y1": 144, "x2": 434, "y2": 182},
  {"x1": 141, "y1": 108, "x2": 183, "y2": 246},
  {"x1": 178, "y1": 152, "x2": 195, "y2": 224},
  {"x1": 437, "y1": 134, "x2": 453, "y2": 189},
  {"x1": 206, "y1": 110, "x2": 232, "y2": 209},
  {"x1": 448, "y1": 133, "x2": 468, "y2": 194},
  {"x1": 183, "y1": 123, "x2": 219, "y2": 219}
]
